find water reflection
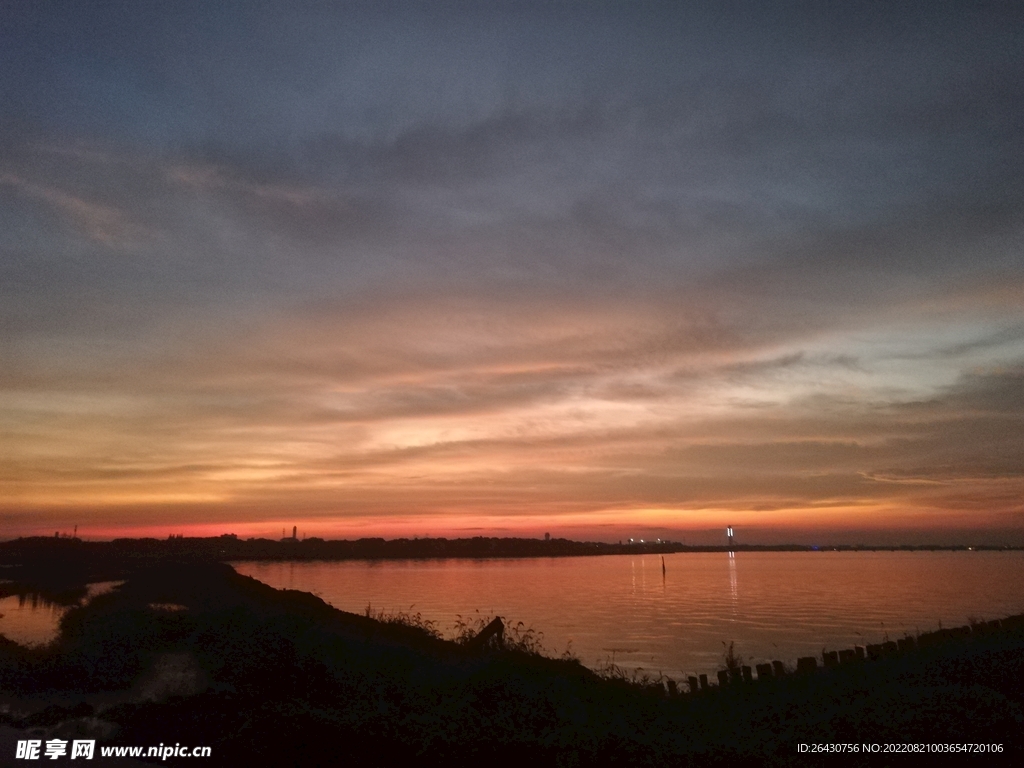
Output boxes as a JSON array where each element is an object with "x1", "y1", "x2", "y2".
[
  {"x1": 0, "y1": 581, "x2": 123, "y2": 647},
  {"x1": 629, "y1": 555, "x2": 649, "y2": 600},
  {"x1": 234, "y1": 552, "x2": 1024, "y2": 678},
  {"x1": 728, "y1": 551, "x2": 738, "y2": 605},
  {"x1": 0, "y1": 583, "x2": 87, "y2": 609}
]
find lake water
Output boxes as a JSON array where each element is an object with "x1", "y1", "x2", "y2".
[
  {"x1": 3, "y1": 553, "x2": 1022, "y2": 680},
  {"x1": 234, "y1": 550, "x2": 1024, "y2": 679},
  {"x1": 0, "y1": 582, "x2": 122, "y2": 648},
  {"x1": 0, "y1": 592, "x2": 68, "y2": 648}
]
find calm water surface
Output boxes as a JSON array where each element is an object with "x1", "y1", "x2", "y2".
[
  {"x1": 235, "y1": 551, "x2": 1024, "y2": 678},
  {"x1": 0, "y1": 582, "x2": 121, "y2": 647}
]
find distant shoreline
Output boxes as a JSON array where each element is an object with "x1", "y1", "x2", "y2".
[{"x1": 1, "y1": 534, "x2": 1021, "y2": 571}]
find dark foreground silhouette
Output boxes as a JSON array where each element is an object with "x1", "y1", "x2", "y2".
[{"x1": 1, "y1": 561, "x2": 1023, "y2": 766}]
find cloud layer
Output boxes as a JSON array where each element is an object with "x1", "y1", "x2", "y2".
[{"x1": 2, "y1": 2, "x2": 1023, "y2": 541}]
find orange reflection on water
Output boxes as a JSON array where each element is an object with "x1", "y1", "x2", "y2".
[{"x1": 236, "y1": 550, "x2": 1024, "y2": 678}]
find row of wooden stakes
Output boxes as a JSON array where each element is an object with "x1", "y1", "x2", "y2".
[{"x1": 663, "y1": 612, "x2": 1024, "y2": 696}]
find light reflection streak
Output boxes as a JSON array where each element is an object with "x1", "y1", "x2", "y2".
[{"x1": 728, "y1": 551, "x2": 738, "y2": 609}]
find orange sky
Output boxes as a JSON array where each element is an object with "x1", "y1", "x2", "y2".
[
  {"x1": 3, "y1": 5, "x2": 1024, "y2": 544},
  {"x1": 5, "y1": 293, "x2": 1023, "y2": 543}
]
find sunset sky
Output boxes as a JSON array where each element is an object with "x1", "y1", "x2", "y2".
[{"x1": 2, "y1": 2, "x2": 1023, "y2": 544}]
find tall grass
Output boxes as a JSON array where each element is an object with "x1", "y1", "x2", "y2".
[{"x1": 363, "y1": 604, "x2": 442, "y2": 639}]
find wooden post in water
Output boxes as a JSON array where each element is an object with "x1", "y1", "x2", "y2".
[{"x1": 796, "y1": 656, "x2": 818, "y2": 674}]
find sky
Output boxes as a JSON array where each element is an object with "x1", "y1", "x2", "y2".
[{"x1": 2, "y1": 2, "x2": 1023, "y2": 544}]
